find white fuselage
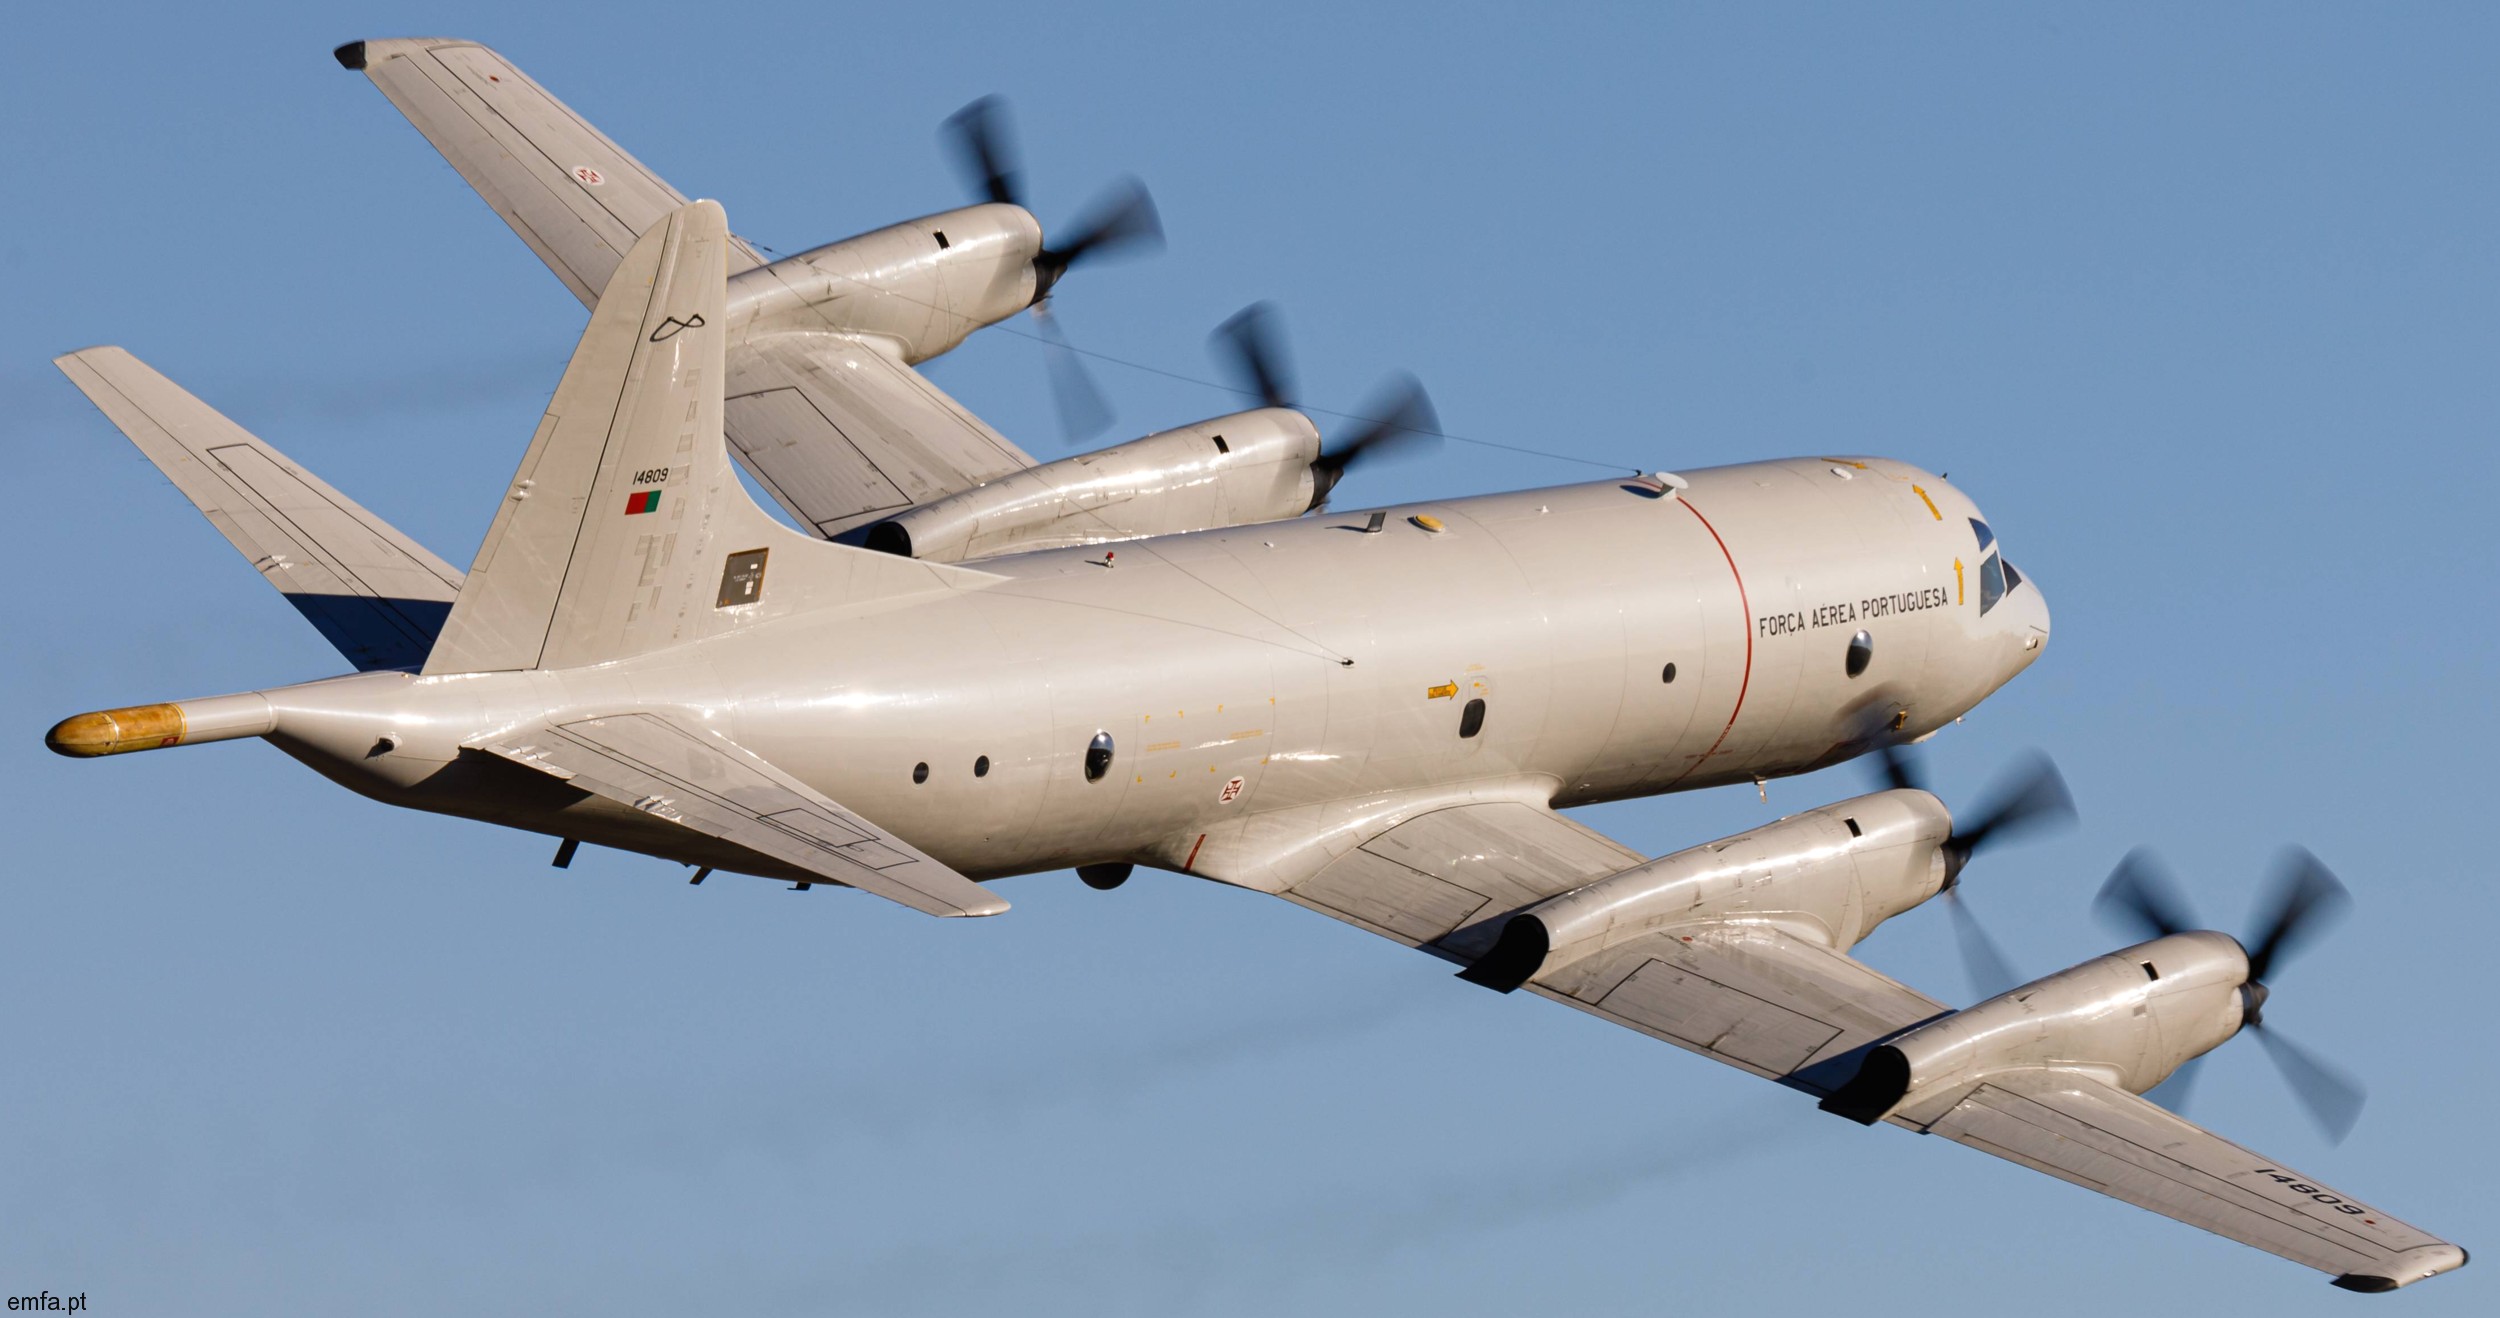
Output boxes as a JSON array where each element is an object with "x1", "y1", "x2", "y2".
[{"x1": 257, "y1": 455, "x2": 2048, "y2": 890}]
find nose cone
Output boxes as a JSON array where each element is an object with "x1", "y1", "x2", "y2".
[{"x1": 2000, "y1": 567, "x2": 2051, "y2": 674}]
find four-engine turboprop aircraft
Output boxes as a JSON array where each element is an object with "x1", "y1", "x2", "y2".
[{"x1": 42, "y1": 39, "x2": 2465, "y2": 1292}]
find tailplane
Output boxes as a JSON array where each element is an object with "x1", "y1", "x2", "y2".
[
  {"x1": 53, "y1": 348, "x2": 463, "y2": 671},
  {"x1": 424, "y1": 200, "x2": 991, "y2": 676}
]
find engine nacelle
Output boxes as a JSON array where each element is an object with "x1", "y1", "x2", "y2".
[
  {"x1": 862, "y1": 408, "x2": 1322, "y2": 562},
  {"x1": 723, "y1": 203, "x2": 1042, "y2": 363},
  {"x1": 1820, "y1": 931, "x2": 2249, "y2": 1126},
  {"x1": 1460, "y1": 789, "x2": 1955, "y2": 993}
]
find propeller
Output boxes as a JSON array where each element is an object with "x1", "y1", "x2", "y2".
[
  {"x1": 1209, "y1": 302, "x2": 1443, "y2": 510},
  {"x1": 941, "y1": 95, "x2": 1165, "y2": 301},
  {"x1": 2094, "y1": 846, "x2": 2366, "y2": 1142},
  {"x1": 1869, "y1": 741, "x2": 2077, "y2": 999},
  {"x1": 942, "y1": 95, "x2": 1165, "y2": 445}
]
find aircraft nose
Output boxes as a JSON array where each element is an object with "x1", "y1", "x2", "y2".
[{"x1": 2003, "y1": 569, "x2": 2050, "y2": 670}]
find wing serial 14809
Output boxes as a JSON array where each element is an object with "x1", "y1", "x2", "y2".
[{"x1": 44, "y1": 38, "x2": 2464, "y2": 1292}]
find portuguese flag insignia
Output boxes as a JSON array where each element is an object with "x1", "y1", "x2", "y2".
[{"x1": 625, "y1": 489, "x2": 661, "y2": 515}]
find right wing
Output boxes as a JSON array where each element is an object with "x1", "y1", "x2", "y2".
[
  {"x1": 725, "y1": 332, "x2": 1036, "y2": 539},
  {"x1": 476, "y1": 712, "x2": 1006, "y2": 919},
  {"x1": 1930, "y1": 1072, "x2": 2466, "y2": 1291},
  {"x1": 346, "y1": 39, "x2": 1041, "y2": 537},
  {"x1": 339, "y1": 37, "x2": 765, "y2": 307}
]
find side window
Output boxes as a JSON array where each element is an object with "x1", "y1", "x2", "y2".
[
  {"x1": 1969, "y1": 519, "x2": 1995, "y2": 553},
  {"x1": 1084, "y1": 731, "x2": 1115, "y2": 782},
  {"x1": 1978, "y1": 552, "x2": 2006, "y2": 615}
]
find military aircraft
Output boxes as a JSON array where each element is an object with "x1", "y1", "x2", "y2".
[{"x1": 44, "y1": 38, "x2": 2464, "y2": 1292}]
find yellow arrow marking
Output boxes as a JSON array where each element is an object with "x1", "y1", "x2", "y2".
[
  {"x1": 1913, "y1": 485, "x2": 1943, "y2": 520},
  {"x1": 1954, "y1": 558, "x2": 1965, "y2": 605}
]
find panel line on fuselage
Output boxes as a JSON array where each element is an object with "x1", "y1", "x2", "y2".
[{"x1": 1662, "y1": 494, "x2": 1753, "y2": 790}]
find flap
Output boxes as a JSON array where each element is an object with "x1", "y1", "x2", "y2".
[
  {"x1": 478, "y1": 712, "x2": 1006, "y2": 918},
  {"x1": 1530, "y1": 923, "x2": 1948, "y2": 1091},
  {"x1": 726, "y1": 332, "x2": 1036, "y2": 538}
]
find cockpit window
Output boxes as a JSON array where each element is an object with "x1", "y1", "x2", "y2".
[
  {"x1": 1969, "y1": 518, "x2": 1995, "y2": 553},
  {"x1": 2001, "y1": 560, "x2": 2024, "y2": 592},
  {"x1": 1978, "y1": 551, "x2": 2007, "y2": 615}
]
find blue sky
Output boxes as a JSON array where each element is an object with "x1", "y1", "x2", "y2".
[{"x1": 4, "y1": 2, "x2": 2494, "y2": 1313}]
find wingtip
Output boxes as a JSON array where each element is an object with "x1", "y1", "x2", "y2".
[{"x1": 332, "y1": 41, "x2": 366, "y2": 70}]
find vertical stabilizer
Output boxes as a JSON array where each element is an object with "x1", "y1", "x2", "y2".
[{"x1": 425, "y1": 201, "x2": 986, "y2": 676}]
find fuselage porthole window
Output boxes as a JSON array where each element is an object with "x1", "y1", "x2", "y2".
[
  {"x1": 1845, "y1": 630, "x2": 1874, "y2": 678},
  {"x1": 1459, "y1": 698, "x2": 1487, "y2": 739},
  {"x1": 1084, "y1": 731, "x2": 1115, "y2": 782},
  {"x1": 1978, "y1": 551, "x2": 2006, "y2": 616}
]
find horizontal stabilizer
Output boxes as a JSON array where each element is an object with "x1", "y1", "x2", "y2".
[
  {"x1": 53, "y1": 347, "x2": 463, "y2": 671},
  {"x1": 476, "y1": 712, "x2": 1006, "y2": 918}
]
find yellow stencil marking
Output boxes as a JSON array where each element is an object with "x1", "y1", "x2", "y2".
[
  {"x1": 1912, "y1": 485, "x2": 1942, "y2": 520},
  {"x1": 1426, "y1": 682, "x2": 1458, "y2": 700},
  {"x1": 1954, "y1": 557, "x2": 1965, "y2": 605}
]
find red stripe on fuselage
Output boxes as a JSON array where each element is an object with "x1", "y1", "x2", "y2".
[{"x1": 1666, "y1": 496, "x2": 1751, "y2": 787}]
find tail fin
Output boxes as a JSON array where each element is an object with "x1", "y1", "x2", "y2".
[
  {"x1": 53, "y1": 347, "x2": 463, "y2": 671},
  {"x1": 425, "y1": 200, "x2": 989, "y2": 676},
  {"x1": 338, "y1": 38, "x2": 764, "y2": 307}
]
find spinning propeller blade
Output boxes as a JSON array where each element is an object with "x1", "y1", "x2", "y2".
[
  {"x1": 1944, "y1": 890, "x2": 2021, "y2": 1001},
  {"x1": 2094, "y1": 846, "x2": 2366, "y2": 1142},
  {"x1": 943, "y1": 95, "x2": 1163, "y2": 443},
  {"x1": 1207, "y1": 302, "x2": 1443, "y2": 511},
  {"x1": 1032, "y1": 303, "x2": 1113, "y2": 444},
  {"x1": 1865, "y1": 742, "x2": 2077, "y2": 997},
  {"x1": 2253, "y1": 1025, "x2": 2368, "y2": 1145}
]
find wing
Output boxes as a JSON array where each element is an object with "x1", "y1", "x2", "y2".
[
  {"x1": 726, "y1": 333, "x2": 1037, "y2": 538},
  {"x1": 1286, "y1": 801, "x2": 1944, "y2": 1093},
  {"x1": 54, "y1": 346, "x2": 463, "y2": 671},
  {"x1": 475, "y1": 712, "x2": 1006, "y2": 918},
  {"x1": 1930, "y1": 1072, "x2": 2466, "y2": 1291},
  {"x1": 341, "y1": 37, "x2": 765, "y2": 306},
  {"x1": 1283, "y1": 801, "x2": 2463, "y2": 1287}
]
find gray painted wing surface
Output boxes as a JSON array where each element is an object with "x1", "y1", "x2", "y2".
[
  {"x1": 1290, "y1": 804, "x2": 1945, "y2": 1088},
  {"x1": 727, "y1": 333, "x2": 1036, "y2": 537},
  {"x1": 1289, "y1": 801, "x2": 1647, "y2": 948},
  {"x1": 1529, "y1": 924, "x2": 1947, "y2": 1092},
  {"x1": 350, "y1": 37, "x2": 763, "y2": 307},
  {"x1": 1930, "y1": 1072, "x2": 2464, "y2": 1286},
  {"x1": 479, "y1": 713, "x2": 1007, "y2": 918},
  {"x1": 53, "y1": 346, "x2": 462, "y2": 671}
]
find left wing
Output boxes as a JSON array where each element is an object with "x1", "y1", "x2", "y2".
[
  {"x1": 1283, "y1": 800, "x2": 2462, "y2": 1287},
  {"x1": 1930, "y1": 1073, "x2": 2465, "y2": 1291},
  {"x1": 1286, "y1": 802, "x2": 1942, "y2": 1093}
]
